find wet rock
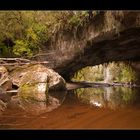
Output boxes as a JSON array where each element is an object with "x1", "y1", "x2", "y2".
[
  {"x1": 0, "y1": 88, "x2": 11, "y2": 102},
  {"x1": 7, "y1": 95, "x2": 21, "y2": 109},
  {"x1": 0, "y1": 99, "x2": 7, "y2": 114},
  {"x1": 7, "y1": 95, "x2": 27, "y2": 110},
  {"x1": 12, "y1": 95, "x2": 61, "y2": 115},
  {"x1": 0, "y1": 87, "x2": 6, "y2": 94},
  {"x1": 10, "y1": 95, "x2": 20, "y2": 104},
  {"x1": 49, "y1": 74, "x2": 66, "y2": 91},
  {"x1": 20, "y1": 70, "x2": 48, "y2": 86},
  {"x1": 0, "y1": 66, "x2": 12, "y2": 90},
  {"x1": 48, "y1": 90, "x2": 67, "y2": 104},
  {"x1": 18, "y1": 100, "x2": 48, "y2": 115},
  {"x1": 10, "y1": 65, "x2": 28, "y2": 87},
  {"x1": 9, "y1": 64, "x2": 66, "y2": 103},
  {"x1": 8, "y1": 91, "x2": 66, "y2": 115},
  {"x1": 0, "y1": 66, "x2": 8, "y2": 80},
  {"x1": 18, "y1": 69, "x2": 49, "y2": 102},
  {"x1": 12, "y1": 65, "x2": 49, "y2": 102},
  {"x1": 18, "y1": 83, "x2": 48, "y2": 102},
  {"x1": 1, "y1": 80, "x2": 12, "y2": 91},
  {"x1": 0, "y1": 87, "x2": 8, "y2": 114},
  {"x1": 48, "y1": 95, "x2": 60, "y2": 106}
]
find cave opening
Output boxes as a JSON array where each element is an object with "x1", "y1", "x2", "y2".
[
  {"x1": 71, "y1": 60, "x2": 140, "y2": 86},
  {"x1": 67, "y1": 60, "x2": 140, "y2": 110}
]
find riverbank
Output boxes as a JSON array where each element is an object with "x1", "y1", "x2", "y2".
[{"x1": 66, "y1": 81, "x2": 140, "y2": 90}]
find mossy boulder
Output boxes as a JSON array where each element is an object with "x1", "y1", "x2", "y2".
[
  {"x1": 10, "y1": 64, "x2": 66, "y2": 90},
  {"x1": 18, "y1": 70, "x2": 48, "y2": 102},
  {"x1": 14, "y1": 64, "x2": 66, "y2": 102},
  {"x1": 18, "y1": 83, "x2": 48, "y2": 102},
  {"x1": 10, "y1": 65, "x2": 30, "y2": 87}
]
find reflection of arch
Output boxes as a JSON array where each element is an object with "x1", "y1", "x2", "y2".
[
  {"x1": 75, "y1": 87, "x2": 138, "y2": 110},
  {"x1": 57, "y1": 27, "x2": 140, "y2": 81}
]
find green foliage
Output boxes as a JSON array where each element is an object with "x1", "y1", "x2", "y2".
[
  {"x1": 72, "y1": 61, "x2": 138, "y2": 83},
  {"x1": 13, "y1": 40, "x2": 33, "y2": 58},
  {"x1": 32, "y1": 23, "x2": 49, "y2": 44},
  {"x1": 69, "y1": 15, "x2": 81, "y2": 26},
  {"x1": 68, "y1": 11, "x2": 98, "y2": 27},
  {"x1": 72, "y1": 65, "x2": 104, "y2": 82},
  {"x1": 0, "y1": 11, "x2": 91, "y2": 58},
  {"x1": 0, "y1": 43, "x2": 9, "y2": 57},
  {"x1": 68, "y1": 11, "x2": 88, "y2": 27},
  {"x1": 114, "y1": 62, "x2": 138, "y2": 83}
]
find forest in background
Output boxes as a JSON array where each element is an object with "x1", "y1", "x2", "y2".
[
  {"x1": 0, "y1": 11, "x2": 139, "y2": 84},
  {"x1": 0, "y1": 11, "x2": 96, "y2": 58}
]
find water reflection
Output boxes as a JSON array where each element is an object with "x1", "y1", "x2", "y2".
[
  {"x1": 6, "y1": 90, "x2": 67, "y2": 116},
  {"x1": 74, "y1": 87, "x2": 140, "y2": 110}
]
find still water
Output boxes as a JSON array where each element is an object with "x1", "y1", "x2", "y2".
[{"x1": 0, "y1": 86, "x2": 140, "y2": 129}]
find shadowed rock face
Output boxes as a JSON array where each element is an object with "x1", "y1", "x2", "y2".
[
  {"x1": 36, "y1": 12, "x2": 140, "y2": 81},
  {"x1": 56, "y1": 27, "x2": 140, "y2": 80}
]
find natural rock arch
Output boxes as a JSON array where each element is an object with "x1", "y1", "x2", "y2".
[
  {"x1": 37, "y1": 11, "x2": 140, "y2": 81},
  {"x1": 57, "y1": 27, "x2": 140, "y2": 80}
]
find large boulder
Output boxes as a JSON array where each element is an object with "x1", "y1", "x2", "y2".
[
  {"x1": 10, "y1": 64, "x2": 66, "y2": 102},
  {"x1": 18, "y1": 82, "x2": 48, "y2": 102},
  {"x1": 10, "y1": 64, "x2": 66, "y2": 90},
  {"x1": 18, "y1": 70, "x2": 48, "y2": 102}
]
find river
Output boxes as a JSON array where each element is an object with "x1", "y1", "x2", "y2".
[{"x1": 0, "y1": 86, "x2": 140, "y2": 129}]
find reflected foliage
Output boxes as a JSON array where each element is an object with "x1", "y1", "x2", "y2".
[{"x1": 74, "y1": 87, "x2": 139, "y2": 110}]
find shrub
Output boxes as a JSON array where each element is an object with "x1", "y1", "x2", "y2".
[{"x1": 13, "y1": 40, "x2": 33, "y2": 58}]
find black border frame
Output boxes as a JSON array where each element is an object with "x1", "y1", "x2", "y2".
[
  {"x1": 0, "y1": 130, "x2": 140, "y2": 139},
  {"x1": 0, "y1": 0, "x2": 140, "y2": 139},
  {"x1": 0, "y1": 0, "x2": 139, "y2": 10}
]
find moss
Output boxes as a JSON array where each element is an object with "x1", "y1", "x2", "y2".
[
  {"x1": 19, "y1": 84, "x2": 36, "y2": 100},
  {"x1": 12, "y1": 40, "x2": 38, "y2": 58},
  {"x1": 18, "y1": 83, "x2": 48, "y2": 102}
]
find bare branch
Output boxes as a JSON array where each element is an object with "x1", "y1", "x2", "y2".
[{"x1": 0, "y1": 58, "x2": 50, "y2": 66}]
